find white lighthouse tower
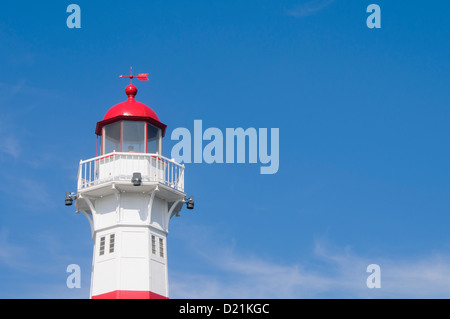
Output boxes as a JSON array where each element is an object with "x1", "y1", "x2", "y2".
[{"x1": 66, "y1": 69, "x2": 193, "y2": 299}]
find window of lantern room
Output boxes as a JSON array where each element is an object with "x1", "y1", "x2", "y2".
[
  {"x1": 103, "y1": 121, "x2": 121, "y2": 154},
  {"x1": 122, "y1": 121, "x2": 146, "y2": 153},
  {"x1": 147, "y1": 123, "x2": 161, "y2": 154}
]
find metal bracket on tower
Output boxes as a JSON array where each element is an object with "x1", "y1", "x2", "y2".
[
  {"x1": 74, "y1": 195, "x2": 97, "y2": 240},
  {"x1": 146, "y1": 186, "x2": 159, "y2": 224},
  {"x1": 168, "y1": 199, "x2": 183, "y2": 219}
]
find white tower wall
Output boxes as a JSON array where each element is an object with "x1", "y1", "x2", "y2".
[{"x1": 75, "y1": 165, "x2": 185, "y2": 299}]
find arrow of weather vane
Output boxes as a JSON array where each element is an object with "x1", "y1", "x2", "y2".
[{"x1": 120, "y1": 67, "x2": 149, "y2": 84}]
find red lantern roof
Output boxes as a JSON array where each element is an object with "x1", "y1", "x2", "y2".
[{"x1": 95, "y1": 82, "x2": 167, "y2": 136}]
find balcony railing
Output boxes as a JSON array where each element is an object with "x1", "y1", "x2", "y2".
[{"x1": 77, "y1": 152, "x2": 185, "y2": 192}]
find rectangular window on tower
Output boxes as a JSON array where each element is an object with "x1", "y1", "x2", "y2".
[
  {"x1": 99, "y1": 236, "x2": 105, "y2": 256},
  {"x1": 109, "y1": 234, "x2": 115, "y2": 253},
  {"x1": 159, "y1": 238, "x2": 164, "y2": 258},
  {"x1": 151, "y1": 235, "x2": 156, "y2": 255}
]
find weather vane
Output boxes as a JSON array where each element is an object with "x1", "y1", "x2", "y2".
[{"x1": 119, "y1": 67, "x2": 149, "y2": 84}]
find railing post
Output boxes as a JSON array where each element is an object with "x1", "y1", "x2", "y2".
[
  {"x1": 77, "y1": 160, "x2": 82, "y2": 190},
  {"x1": 171, "y1": 158, "x2": 175, "y2": 186}
]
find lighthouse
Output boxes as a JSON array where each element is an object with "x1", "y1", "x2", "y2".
[{"x1": 66, "y1": 68, "x2": 193, "y2": 299}]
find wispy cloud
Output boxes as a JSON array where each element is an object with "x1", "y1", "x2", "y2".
[
  {"x1": 0, "y1": 135, "x2": 21, "y2": 158},
  {"x1": 170, "y1": 242, "x2": 360, "y2": 298},
  {"x1": 286, "y1": 0, "x2": 336, "y2": 18},
  {"x1": 0, "y1": 227, "x2": 92, "y2": 298},
  {"x1": 169, "y1": 226, "x2": 450, "y2": 298},
  {"x1": 0, "y1": 228, "x2": 27, "y2": 269}
]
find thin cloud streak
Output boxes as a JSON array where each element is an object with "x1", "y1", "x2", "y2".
[
  {"x1": 286, "y1": 0, "x2": 336, "y2": 18},
  {"x1": 169, "y1": 227, "x2": 450, "y2": 298},
  {"x1": 0, "y1": 228, "x2": 26, "y2": 269},
  {"x1": 0, "y1": 135, "x2": 21, "y2": 158}
]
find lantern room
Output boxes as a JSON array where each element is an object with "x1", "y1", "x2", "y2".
[{"x1": 95, "y1": 83, "x2": 167, "y2": 156}]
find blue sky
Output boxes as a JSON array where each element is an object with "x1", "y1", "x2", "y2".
[{"x1": 0, "y1": 0, "x2": 449, "y2": 298}]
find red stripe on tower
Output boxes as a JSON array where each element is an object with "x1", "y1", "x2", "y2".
[{"x1": 92, "y1": 290, "x2": 168, "y2": 299}]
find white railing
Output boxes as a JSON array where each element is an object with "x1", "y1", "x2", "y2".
[{"x1": 77, "y1": 152, "x2": 185, "y2": 192}]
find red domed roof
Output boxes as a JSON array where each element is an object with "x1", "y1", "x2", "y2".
[
  {"x1": 103, "y1": 99, "x2": 161, "y2": 122},
  {"x1": 95, "y1": 84, "x2": 167, "y2": 136}
]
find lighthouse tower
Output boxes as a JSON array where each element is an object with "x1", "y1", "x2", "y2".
[{"x1": 67, "y1": 69, "x2": 192, "y2": 299}]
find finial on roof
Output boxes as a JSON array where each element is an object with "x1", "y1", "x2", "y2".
[{"x1": 119, "y1": 67, "x2": 149, "y2": 100}]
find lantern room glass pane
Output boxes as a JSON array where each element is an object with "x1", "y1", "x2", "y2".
[
  {"x1": 104, "y1": 121, "x2": 121, "y2": 154},
  {"x1": 122, "y1": 121, "x2": 146, "y2": 153},
  {"x1": 147, "y1": 124, "x2": 160, "y2": 154}
]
